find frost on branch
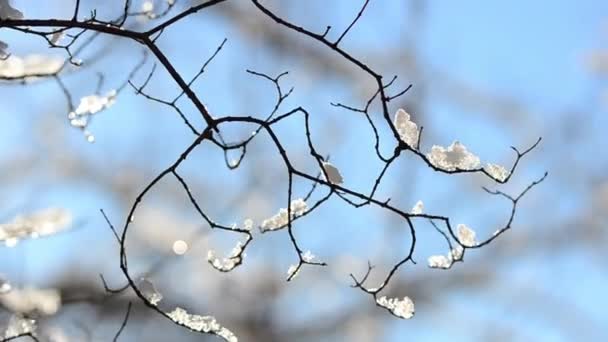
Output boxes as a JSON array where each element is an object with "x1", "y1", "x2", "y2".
[
  {"x1": 427, "y1": 255, "x2": 451, "y2": 269},
  {"x1": 167, "y1": 307, "x2": 237, "y2": 342},
  {"x1": 286, "y1": 264, "x2": 299, "y2": 279},
  {"x1": 321, "y1": 161, "x2": 344, "y2": 185},
  {"x1": 68, "y1": 90, "x2": 117, "y2": 143},
  {"x1": 4, "y1": 315, "x2": 36, "y2": 339},
  {"x1": 0, "y1": 287, "x2": 61, "y2": 315},
  {"x1": 260, "y1": 198, "x2": 308, "y2": 232},
  {"x1": 133, "y1": 279, "x2": 238, "y2": 341},
  {"x1": 485, "y1": 163, "x2": 510, "y2": 182},
  {"x1": 286, "y1": 250, "x2": 316, "y2": 280},
  {"x1": 0, "y1": 55, "x2": 63, "y2": 79},
  {"x1": 138, "y1": 278, "x2": 163, "y2": 306},
  {"x1": 0, "y1": 208, "x2": 72, "y2": 247},
  {"x1": 411, "y1": 200, "x2": 424, "y2": 215},
  {"x1": 207, "y1": 240, "x2": 247, "y2": 272},
  {"x1": 376, "y1": 296, "x2": 415, "y2": 319},
  {"x1": 427, "y1": 141, "x2": 481, "y2": 171},
  {"x1": 457, "y1": 223, "x2": 477, "y2": 247},
  {"x1": 302, "y1": 250, "x2": 315, "y2": 262},
  {"x1": 428, "y1": 246, "x2": 464, "y2": 269},
  {"x1": 394, "y1": 108, "x2": 420, "y2": 148}
]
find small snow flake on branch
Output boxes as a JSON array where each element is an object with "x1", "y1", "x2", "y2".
[
  {"x1": 394, "y1": 108, "x2": 420, "y2": 148},
  {"x1": 131, "y1": 277, "x2": 238, "y2": 341},
  {"x1": 427, "y1": 255, "x2": 451, "y2": 269},
  {"x1": 411, "y1": 200, "x2": 424, "y2": 215},
  {"x1": 260, "y1": 198, "x2": 308, "y2": 232},
  {"x1": 207, "y1": 239, "x2": 248, "y2": 272},
  {"x1": 485, "y1": 163, "x2": 510, "y2": 182},
  {"x1": 457, "y1": 224, "x2": 477, "y2": 247},
  {"x1": 427, "y1": 246, "x2": 464, "y2": 270},
  {"x1": 167, "y1": 307, "x2": 238, "y2": 342},
  {"x1": 68, "y1": 90, "x2": 117, "y2": 143},
  {"x1": 427, "y1": 141, "x2": 481, "y2": 171},
  {"x1": 376, "y1": 296, "x2": 415, "y2": 319},
  {"x1": 301, "y1": 250, "x2": 315, "y2": 262}
]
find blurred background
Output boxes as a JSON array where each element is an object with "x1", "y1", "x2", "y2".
[{"x1": 1, "y1": 0, "x2": 607, "y2": 341}]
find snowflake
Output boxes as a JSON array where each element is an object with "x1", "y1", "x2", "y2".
[
  {"x1": 427, "y1": 141, "x2": 480, "y2": 171},
  {"x1": 376, "y1": 296, "x2": 415, "y2": 319},
  {"x1": 393, "y1": 108, "x2": 419, "y2": 148}
]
